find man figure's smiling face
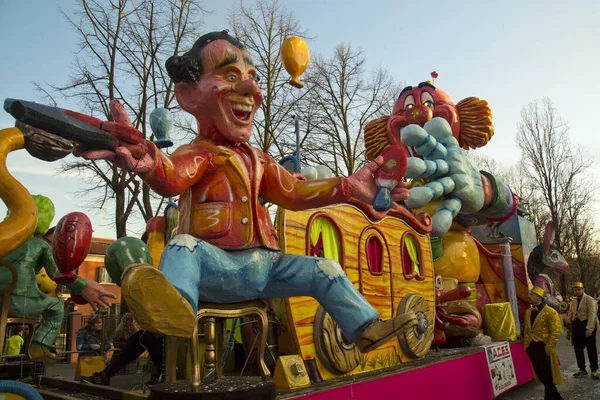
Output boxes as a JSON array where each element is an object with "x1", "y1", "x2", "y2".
[{"x1": 175, "y1": 39, "x2": 263, "y2": 144}]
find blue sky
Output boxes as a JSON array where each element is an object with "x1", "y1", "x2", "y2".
[{"x1": 1, "y1": 0, "x2": 599, "y2": 239}]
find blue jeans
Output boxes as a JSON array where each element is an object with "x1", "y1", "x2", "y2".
[{"x1": 160, "y1": 234, "x2": 379, "y2": 340}]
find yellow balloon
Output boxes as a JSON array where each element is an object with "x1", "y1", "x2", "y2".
[
  {"x1": 36, "y1": 268, "x2": 57, "y2": 294},
  {"x1": 281, "y1": 36, "x2": 310, "y2": 89}
]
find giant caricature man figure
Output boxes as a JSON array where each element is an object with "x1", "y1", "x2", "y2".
[{"x1": 75, "y1": 31, "x2": 417, "y2": 353}]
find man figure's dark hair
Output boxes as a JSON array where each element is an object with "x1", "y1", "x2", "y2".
[
  {"x1": 13, "y1": 327, "x2": 23, "y2": 335},
  {"x1": 166, "y1": 30, "x2": 245, "y2": 84}
]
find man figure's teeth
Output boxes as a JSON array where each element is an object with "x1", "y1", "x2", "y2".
[{"x1": 231, "y1": 103, "x2": 253, "y2": 112}]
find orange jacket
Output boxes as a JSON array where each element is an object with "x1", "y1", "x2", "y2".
[{"x1": 141, "y1": 139, "x2": 351, "y2": 250}]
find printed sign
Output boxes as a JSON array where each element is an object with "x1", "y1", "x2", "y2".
[{"x1": 485, "y1": 341, "x2": 517, "y2": 396}]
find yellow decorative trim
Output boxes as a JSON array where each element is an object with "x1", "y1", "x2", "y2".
[{"x1": 0, "y1": 128, "x2": 36, "y2": 258}]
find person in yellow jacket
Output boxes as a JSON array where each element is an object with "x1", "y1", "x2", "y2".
[
  {"x1": 524, "y1": 286, "x2": 563, "y2": 400},
  {"x1": 3, "y1": 327, "x2": 24, "y2": 356},
  {"x1": 566, "y1": 281, "x2": 599, "y2": 379}
]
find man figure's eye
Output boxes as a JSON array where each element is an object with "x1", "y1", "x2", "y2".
[{"x1": 227, "y1": 74, "x2": 237, "y2": 82}]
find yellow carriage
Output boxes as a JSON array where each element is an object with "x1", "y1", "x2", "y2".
[{"x1": 274, "y1": 201, "x2": 435, "y2": 380}]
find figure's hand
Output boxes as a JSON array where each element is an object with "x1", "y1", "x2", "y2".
[
  {"x1": 346, "y1": 156, "x2": 409, "y2": 205},
  {"x1": 566, "y1": 331, "x2": 571, "y2": 341},
  {"x1": 544, "y1": 345, "x2": 553, "y2": 356},
  {"x1": 81, "y1": 280, "x2": 117, "y2": 311},
  {"x1": 401, "y1": 118, "x2": 484, "y2": 235},
  {"x1": 71, "y1": 100, "x2": 155, "y2": 174},
  {"x1": 90, "y1": 344, "x2": 101, "y2": 351},
  {"x1": 586, "y1": 329, "x2": 593, "y2": 337}
]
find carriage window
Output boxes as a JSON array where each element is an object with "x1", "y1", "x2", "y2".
[
  {"x1": 402, "y1": 233, "x2": 423, "y2": 280},
  {"x1": 366, "y1": 235, "x2": 383, "y2": 275},
  {"x1": 309, "y1": 216, "x2": 341, "y2": 263}
]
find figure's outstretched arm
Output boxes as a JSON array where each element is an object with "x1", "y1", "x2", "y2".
[
  {"x1": 40, "y1": 239, "x2": 116, "y2": 310},
  {"x1": 71, "y1": 100, "x2": 213, "y2": 198},
  {"x1": 260, "y1": 154, "x2": 352, "y2": 210},
  {"x1": 139, "y1": 141, "x2": 213, "y2": 198},
  {"x1": 261, "y1": 152, "x2": 409, "y2": 211}
]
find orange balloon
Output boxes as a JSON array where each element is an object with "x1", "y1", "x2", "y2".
[{"x1": 281, "y1": 36, "x2": 310, "y2": 89}]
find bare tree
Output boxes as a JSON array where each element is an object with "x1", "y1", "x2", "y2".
[
  {"x1": 566, "y1": 207, "x2": 600, "y2": 295},
  {"x1": 228, "y1": 0, "x2": 309, "y2": 157},
  {"x1": 299, "y1": 44, "x2": 400, "y2": 176},
  {"x1": 516, "y1": 98, "x2": 597, "y2": 293},
  {"x1": 581, "y1": 244, "x2": 600, "y2": 298},
  {"x1": 36, "y1": 0, "x2": 207, "y2": 237}
]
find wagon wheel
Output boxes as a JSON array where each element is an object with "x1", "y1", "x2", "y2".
[
  {"x1": 397, "y1": 294, "x2": 433, "y2": 359},
  {"x1": 313, "y1": 306, "x2": 362, "y2": 374}
]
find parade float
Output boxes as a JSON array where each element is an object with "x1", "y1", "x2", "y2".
[{"x1": 0, "y1": 31, "x2": 574, "y2": 400}]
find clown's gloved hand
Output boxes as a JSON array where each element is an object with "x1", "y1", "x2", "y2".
[{"x1": 401, "y1": 117, "x2": 484, "y2": 236}]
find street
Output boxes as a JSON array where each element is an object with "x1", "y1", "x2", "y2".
[{"x1": 499, "y1": 332, "x2": 600, "y2": 399}]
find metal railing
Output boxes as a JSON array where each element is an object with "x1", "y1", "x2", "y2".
[
  {"x1": 1, "y1": 347, "x2": 153, "y2": 380},
  {"x1": 0, "y1": 354, "x2": 46, "y2": 379}
]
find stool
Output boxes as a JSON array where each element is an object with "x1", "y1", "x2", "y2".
[
  {"x1": 0, "y1": 259, "x2": 37, "y2": 360},
  {"x1": 165, "y1": 300, "x2": 270, "y2": 392}
]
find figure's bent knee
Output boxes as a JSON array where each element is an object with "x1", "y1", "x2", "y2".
[
  {"x1": 167, "y1": 234, "x2": 203, "y2": 252},
  {"x1": 316, "y1": 259, "x2": 345, "y2": 281}
]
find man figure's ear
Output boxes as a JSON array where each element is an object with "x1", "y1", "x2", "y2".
[{"x1": 174, "y1": 83, "x2": 199, "y2": 113}]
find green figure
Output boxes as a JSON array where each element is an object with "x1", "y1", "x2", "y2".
[{"x1": 0, "y1": 195, "x2": 115, "y2": 360}]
